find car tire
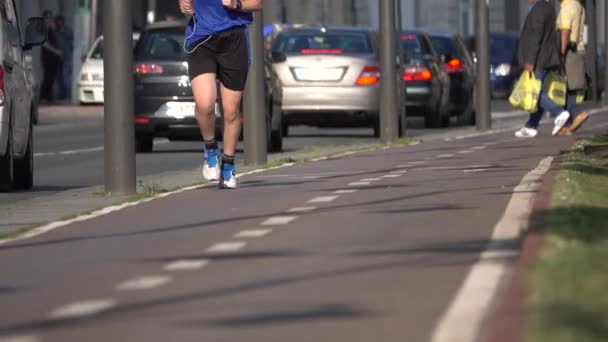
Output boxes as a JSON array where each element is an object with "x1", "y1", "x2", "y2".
[
  {"x1": 135, "y1": 135, "x2": 154, "y2": 153},
  {"x1": 268, "y1": 104, "x2": 283, "y2": 153},
  {"x1": 0, "y1": 122, "x2": 14, "y2": 192},
  {"x1": 13, "y1": 120, "x2": 34, "y2": 190},
  {"x1": 281, "y1": 120, "x2": 289, "y2": 137}
]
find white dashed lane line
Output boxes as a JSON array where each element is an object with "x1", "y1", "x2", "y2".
[
  {"x1": 287, "y1": 207, "x2": 316, "y2": 213},
  {"x1": 207, "y1": 242, "x2": 247, "y2": 253},
  {"x1": 334, "y1": 189, "x2": 358, "y2": 194},
  {"x1": 115, "y1": 275, "x2": 172, "y2": 291},
  {"x1": 164, "y1": 260, "x2": 209, "y2": 272},
  {"x1": 383, "y1": 174, "x2": 403, "y2": 178},
  {"x1": 348, "y1": 182, "x2": 371, "y2": 186},
  {"x1": 261, "y1": 216, "x2": 298, "y2": 226},
  {"x1": 390, "y1": 170, "x2": 407, "y2": 174},
  {"x1": 458, "y1": 150, "x2": 475, "y2": 154},
  {"x1": 234, "y1": 229, "x2": 273, "y2": 238},
  {"x1": 437, "y1": 154, "x2": 455, "y2": 159},
  {"x1": 360, "y1": 178, "x2": 382, "y2": 182},
  {"x1": 472, "y1": 146, "x2": 486, "y2": 150},
  {"x1": 48, "y1": 299, "x2": 116, "y2": 320},
  {"x1": 308, "y1": 196, "x2": 339, "y2": 203}
]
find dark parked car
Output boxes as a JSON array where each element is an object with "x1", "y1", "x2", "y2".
[
  {"x1": 400, "y1": 30, "x2": 451, "y2": 128},
  {"x1": 489, "y1": 32, "x2": 520, "y2": 99},
  {"x1": 133, "y1": 21, "x2": 283, "y2": 153},
  {"x1": 428, "y1": 31, "x2": 476, "y2": 125}
]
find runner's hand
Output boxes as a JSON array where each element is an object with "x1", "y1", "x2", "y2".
[
  {"x1": 222, "y1": 0, "x2": 237, "y2": 9},
  {"x1": 179, "y1": 0, "x2": 194, "y2": 14}
]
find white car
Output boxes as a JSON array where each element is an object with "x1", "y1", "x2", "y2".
[{"x1": 78, "y1": 33, "x2": 140, "y2": 104}]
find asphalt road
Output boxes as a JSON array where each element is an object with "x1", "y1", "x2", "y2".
[
  {"x1": 0, "y1": 101, "x2": 518, "y2": 207},
  {"x1": 1, "y1": 113, "x2": 606, "y2": 341}
]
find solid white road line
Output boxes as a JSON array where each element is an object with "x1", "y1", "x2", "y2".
[
  {"x1": 287, "y1": 207, "x2": 316, "y2": 213},
  {"x1": 164, "y1": 260, "x2": 209, "y2": 272},
  {"x1": 360, "y1": 178, "x2": 382, "y2": 182},
  {"x1": 0, "y1": 336, "x2": 39, "y2": 342},
  {"x1": 348, "y1": 182, "x2": 371, "y2": 186},
  {"x1": 430, "y1": 157, "x2": 554, "y2": 342},
  {"x1": 383, "y1": 174, "x2": 403, "y2": 178},
  {"x1": 261, "y1": 216, "x2": 298, "y2": 226},
  {"x1": 207, "y1": 242, "x2": 247, "y2": 253},
  {"x1": 234, "y1": 229, "x2": 272, "y2": 238},
  {"x1": 48, "y1": 299, "x2": 116, "y2": 320},
  {"x1": 115, "y1": 275, "x2": 172, "y2": 291},
  {"x1": 464, "y1": 169, "x2": 490, "y2": 173},
  {"x1": 308, "y1": 196, "x2": 339, "y2": 203},
  {"x1": 334, "y1": 189, "x2": 358, "y2": 194}
]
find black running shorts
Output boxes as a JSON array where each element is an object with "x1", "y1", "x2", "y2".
[{"x1": 187, "y1": 25, "x2": 250, "y2": 91}]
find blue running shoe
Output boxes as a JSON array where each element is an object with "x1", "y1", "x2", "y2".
[
  {"x1": 219, "y1": 162, "x2": 237, "y2": 189},
  {"x1": 203, "y1": 149, "x2": 220, "y2": 182}
]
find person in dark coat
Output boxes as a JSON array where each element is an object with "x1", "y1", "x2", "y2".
[
  {"x1": 41, "y1": 10, "x2": 62, "y2": 103},
  {"x1": 514, "y1": 0, "x2": 571, "y2": 138}
]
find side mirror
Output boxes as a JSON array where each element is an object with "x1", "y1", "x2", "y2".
[
  {"x1": 271, "y1": 51, "x2": 287, "y2": 64},
  {"x1": 23, "y1": 17, "x2": 46, "y2": 51}
]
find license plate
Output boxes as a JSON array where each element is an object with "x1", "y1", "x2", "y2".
[
  {"x1": 294, "y1": 67, "x2": 344, "y2": 81},
  {"x1": 166, "y1": 101, "x2": 195, "y2": 119}
]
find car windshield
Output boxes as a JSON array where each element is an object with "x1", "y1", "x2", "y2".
[
  {"x1": 273, "y1": 31, "x2": 372, "y2": 54},
  {"x1": 400, "y1": 34, "x2": 426, "y2": 60},
  {"x1": 491, "y1": 36, "x2": 517, "y2": 60},
  {"x1": 429, "y1": 36, "x2": 456, "y2": 58},
  {"x1": 135, "y1": 28, "x2": 186, "y2": 60},
  {"x1": 89, "y1": 37, "x2": 139, "y2": 60}
]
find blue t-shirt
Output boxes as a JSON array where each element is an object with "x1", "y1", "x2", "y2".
[{"x1": 185, "y1": 0, "x2": 253, "y2": 48}]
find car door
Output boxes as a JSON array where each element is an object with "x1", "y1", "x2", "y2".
[{"x1": 2, "y1": 0, "x2": 28, "y2": 154}]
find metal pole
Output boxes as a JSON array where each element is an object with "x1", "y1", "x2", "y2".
[
  {"x1": 90, "y1": 0, "x2": 98, "y2": 46},
  {"x1": 243, "y1": 11, "x2": 268, "y2": 165},
  {"x1": 379, "y1": 0, "x2": 399, "y2": 142},
  {"x1": 605, "y1": 0, "x2": 608, "y2": 105},
  {"x1": 147, "y1": 0, "x2": 157, "y2": 24},
  {"x1": 280, "y1": 0, "x2": 287, "y2": 24},
  {"x1": 475, "y1": 0, "x2": 491, "y2": 130},
  {"x1": 587, "y1": 0, "x2": 599, "y2": 102},
  {"x1": 103, "y1": 0, "x2": 136, "y2": 195},
  {"x1": 396, "y1": 0, "x2": 407, "y2": 137}
]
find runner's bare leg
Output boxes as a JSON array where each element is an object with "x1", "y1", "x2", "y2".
[
  {"x1": 191, "y1": 73, "x2": 217, "y2": 140},
  {"x1": 219, "y1": 84, "x2": 243, "y2": 156}
]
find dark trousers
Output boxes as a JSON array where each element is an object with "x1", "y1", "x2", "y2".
[{"x1": 41, "y1": 62, "x2": 58, "y2": 102}]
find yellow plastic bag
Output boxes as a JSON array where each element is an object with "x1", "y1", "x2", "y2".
[
  {"x1": 575, "y1": 90, "x2": 586, "y2": 104},
  {"x1": 545, "y1": 71, "x2": 567, "y2": 106},
  {"x1": 509, "y1": 71, "x2": 542, "y2": 112}
]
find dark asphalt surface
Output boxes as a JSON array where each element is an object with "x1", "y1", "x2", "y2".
[
  {"x1": 0, "y1": 101, "x2": 517, "y2": 207},
  {"x1": 1, "y1": 113, "x2": 605, "y2": 341}
]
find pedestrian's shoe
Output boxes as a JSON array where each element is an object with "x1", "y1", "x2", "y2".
[
  {"x1": 219, "y1": 163, "x2": 237, "y2": 189},
  {"x1": 569, "y1": 111, "x2": 589, "y2": 133},
  {"x1": 202, "y1": 149, "x2": 220, "y2": 182},
  {"x1": 552, "y1": 111, "x2": 571, "y2": 136},
  {"x1": 558, "y1": 126, "x2": 573, "y2": 136},
  {"x1": 515, "y1": 127, "x2": 538, "y2": 138}
]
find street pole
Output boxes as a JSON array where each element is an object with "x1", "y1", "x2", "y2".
[
  {"x1": 379, "y1": 0, "x2": 399, "y2": 142},
  {"x1": 90, "y1": 0, "x2": 98, "y2": 46},
  {"x1": 605, "y1": 0, "x2": 608, "y2": 105},
  {"x1": 147, "y1": 0, "x2": 157, "y2": 24},
  {"x1": 475, "y1": 0, "x2": 491, "y2": 130},
  {"x1": 587, "y1": 0, "x2": 599, "y2": 103},
  {"x1": 280, "y1": 0, "x2": 287, "y2": 24},
  {"x1": 103, "y1": 0, "x2": 136, "y2": 195},
  {"x1": 243, "y1": 11, "x2": 268, "y2": 165},
  {"x1": 396, "y1": 0, "x2": 407, "y2": 136}
]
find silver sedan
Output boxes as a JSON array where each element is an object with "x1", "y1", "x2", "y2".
[{"x1": 270, "y1": 27, "x2": 381, "y2": 136}]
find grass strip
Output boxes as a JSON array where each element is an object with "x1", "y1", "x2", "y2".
[{"x1": 527, "y1": 134, "x2": 608, "y2": 342}]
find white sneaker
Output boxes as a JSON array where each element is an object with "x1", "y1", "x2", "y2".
[
  {"x1": 552, "y1": 111, "x2": 571, "y2": 136},
  {"x1": 515, "y1": 127, "x2": 538, "y2": 138},
  {"x1": 202, "y1": 149, "x2": 220, "y2": 182},
  {"x1": 219, "y1": 164, "x2": 237, "y2": 189}
]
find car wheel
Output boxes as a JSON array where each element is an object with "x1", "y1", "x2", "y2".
[
  {"x1": 13, "y1": 119, "x2": 34, "y2": 190},
  {"x1": 424, "y1": 103, "x2": 442, "y2": 128},
  {"x1": 281, "y1": 120, "x2": 289, "y2": 137},
  {"x1": 268, "y1": 104, "x2": 283, "y2": 153},
  {"x1": 0, "y1": 122, "x2": 14, "y2": 192},
  {"x1": 135, "y1": 135, "x2": 154, "y2": 153}
]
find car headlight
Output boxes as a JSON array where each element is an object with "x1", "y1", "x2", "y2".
[{"x1": 494, "y1": 63, "x2": 511, "y2": 76}]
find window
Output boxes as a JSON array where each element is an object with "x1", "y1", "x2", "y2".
[
  {"x1": 274, "y1": 31, "x2": 372, "y2": 54},
  {"x1": 135, "y1": 28, "x2": 186, "y2": 60}
]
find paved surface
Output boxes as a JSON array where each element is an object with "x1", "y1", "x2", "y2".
[
  {"x1": 0, "y1": 100, "x2": 520, "y2": 208},
  {"x1": 0, "y1": 112, "x2": 606, "y2": 341}
]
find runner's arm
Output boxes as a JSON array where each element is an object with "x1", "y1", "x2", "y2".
[
  {"x1": 179, "y1": 0, "x2": 194, "y2": 15},
  {"x1": 222, "y1": 0, "x2": 263, "y2": 12}
]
